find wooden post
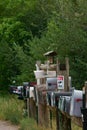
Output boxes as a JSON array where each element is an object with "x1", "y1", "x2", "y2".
[
  {"x1": 56, "y1": 57, "x2": 71, "y2": 130},
  {"x1": 27, "y1": 98, "x2": 30, "y2": 117},
  {"x1": 65, "y1": 57, "x2": 69, "y2": 91},
  {"x1": 56, "y1": 57, "x2": 69, "y2": 91},
  {"x1": 85, "y1": 81, "x2": 87, "y2": 108},
  {"x1": 81, "y1": 81, "x2": 87, "y2": 130},
  {"x1": 56, "y1": 108, "x2": 59, "y2": 130}
]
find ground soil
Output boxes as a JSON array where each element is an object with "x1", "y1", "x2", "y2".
[{"x1": 0, "y1": 120, "x2": 19, "y2": 130}]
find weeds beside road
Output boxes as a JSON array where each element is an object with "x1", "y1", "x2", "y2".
[
  {"x1": 0, "y1": 91, "x2": 82, "y2": 130},
  {"x1": 0, "y1": 92, "x2": 23, "y2": 124},
  {"x1": 0, "y1": 92, "x2": 47, "y2": 130}
]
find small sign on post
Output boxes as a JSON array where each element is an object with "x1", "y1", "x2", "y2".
[{"x1": 57, "y1": 75, "x2": 64, "y2": 90}]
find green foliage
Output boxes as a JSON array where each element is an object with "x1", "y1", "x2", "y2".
[
  {"x1": 0, "y1": 0, "x2": 87, "y2": 89},
  {"x1": 12, "y1": 43, "x2": 35, "y2": 84},
  {"x1": 0, "y1": 17, "x2": 32, "y2": 46},
  {"x1": 0, "y1": 40, "x2": 17, "y2": 88}
]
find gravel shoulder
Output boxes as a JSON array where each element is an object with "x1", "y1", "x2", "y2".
[{"x1": 0, "y1": 120, "x2": 19, "y2": 130}]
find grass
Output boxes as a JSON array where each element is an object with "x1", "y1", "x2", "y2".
[
  {"x1": 19, "y1": 118, "x2": 82, "y2": 130},
  {"x1": 0, "y1": 92, "x2": 83, "y2": 130},
  {"x1": 19, "y1": 117, "x2": 51, "y2": 130},
  {"x1": 71, "y1": 123, "x2": 82, "y2": 130},
  {"x1": 0, "y1": 92, "x2": 24, "y2": 125}
]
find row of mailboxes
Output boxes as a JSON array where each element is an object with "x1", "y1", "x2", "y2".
[
  {"x1": 47, "y1": 91, "x2": 72, "y2": 107},
  {"x1": 25, "y1": 86, "x2": 83, "y2": 117},
  {"x1": 46, "y1": 89, "x2": 83, "y2": 117},
  {"x1": 22, "y1": 79, "x2": 83, "y2": 117}
]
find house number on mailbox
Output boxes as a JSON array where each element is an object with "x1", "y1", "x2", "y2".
[{"x1": 57, "y1": 75, "x2": 64, "y2": 90}]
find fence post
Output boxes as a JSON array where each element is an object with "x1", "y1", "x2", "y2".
[
  {"x1": 56, "y1": 57, "x2": 71, "y2": 130},
  {"x1": 56, "y1": 108, "x2": 59, "y2": 130},
  {"x1": 81, "y1": 81, "x2": 87, "y2": 130},
  {"x1": 85, "y1": 81, "x2": 87, "y2": 108}
]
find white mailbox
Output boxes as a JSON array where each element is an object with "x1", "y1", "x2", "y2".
[
  {"x1": 70, "y1": 89, "x2": 82, "y2": 117},
  {"x1": 29, "y1": 87, "x2": 35, "y2": 99}
]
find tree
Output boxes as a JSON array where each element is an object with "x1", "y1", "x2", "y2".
[
  {"x1": 0, "y1": 40, "x2": 21, "y2": 89},
  {"x1": 29, "y1": 0, "x2": 87, "y2": 89}
]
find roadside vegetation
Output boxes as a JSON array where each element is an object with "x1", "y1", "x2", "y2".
[
  {"x1": 0, "y1": 92, "x2": 23, "y2": 124},
  {"x1": 0, "y1": 92, "x2": 82, "y2": 130},
  {"x1": 0, "y1": 92, "x2": 48, "y2": 130}
]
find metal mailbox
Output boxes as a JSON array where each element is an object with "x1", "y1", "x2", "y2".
[
  {"x1": 70, "y1": 89, "x2": 82, "y2": 117},
  {"x1": 47, "y1": 91, "x2": 59, "y2": 107},
  {"x1": 46, "y1": 78, "x2": 57, "y2": 90},
  {"x1": 58, "y1": 96, "x2": 71, "y2": 114},
  {"x1": 47, "y1": 91, "x2": 72, "y2": 108},
  {"x1": 58, "y1": 96, "x2": 65, "y2": 111},
  {"x1": 29, "y1": 87, "x2": 34, "y2": 99},
  {"x1": 46, "y1": 92, "x2": 55, "y2": 106},
  {"x1": 55, "y1": 92, "x2": 72, "y2": 109},
  {"x1": 64, "y1": 96, "x2": 71, "y2": 114}
]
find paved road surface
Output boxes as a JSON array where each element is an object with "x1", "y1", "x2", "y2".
[{"x1": 0, "y1": 120, "x2": 19, "y2": 130}]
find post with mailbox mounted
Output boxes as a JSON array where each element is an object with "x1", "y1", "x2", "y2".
[
  {"x1": 57, "y1": 57, "x2": 70, "y2": 91},
  {"x1": 56, "y1": 57, "x2": 71, "y2": 130},
  {"x1": 34, "y1": 51, "x2": 57, "y2": 128},
  {"x1": 81, "y1": 81, "x2": 87, "y2": 130}
]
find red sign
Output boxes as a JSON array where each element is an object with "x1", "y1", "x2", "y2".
[
  {"x1": 58, "y1": 76, "x2": 63, "y2": 80},
  {"x1": 57, "y1": 75, "x2": 64, "y2": 89}
]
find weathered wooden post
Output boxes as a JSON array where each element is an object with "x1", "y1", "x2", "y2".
[
  {"x1": 37, "y1": 51, "x2": 57, "y2": 128},
  {"x1": 34, "y1": 60, "x2": 50, "y2": 127},
  {"x1": 56, "y1": 57, "x2": 71, "y2": 130},
  {"x1": 57, "y1": 57, "x2": 70, "y2": 91},
  {"x1": 44, "y1": 51, "x2": 57, "y2": 129},
  {"x1": 85, "y1": 81, "x2": 87, "y2": 108},
  {"x1": 81, "y1": 81, "x2": 87, "y2": 130}
]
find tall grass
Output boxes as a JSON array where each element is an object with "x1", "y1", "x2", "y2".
[{"x1": 0, "y1": 92, "x2": 24, "y2": 125}]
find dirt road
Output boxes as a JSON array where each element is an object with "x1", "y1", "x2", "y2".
[{"x1": 0, "y1": 120, "x2": 19, "y2": 130}]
